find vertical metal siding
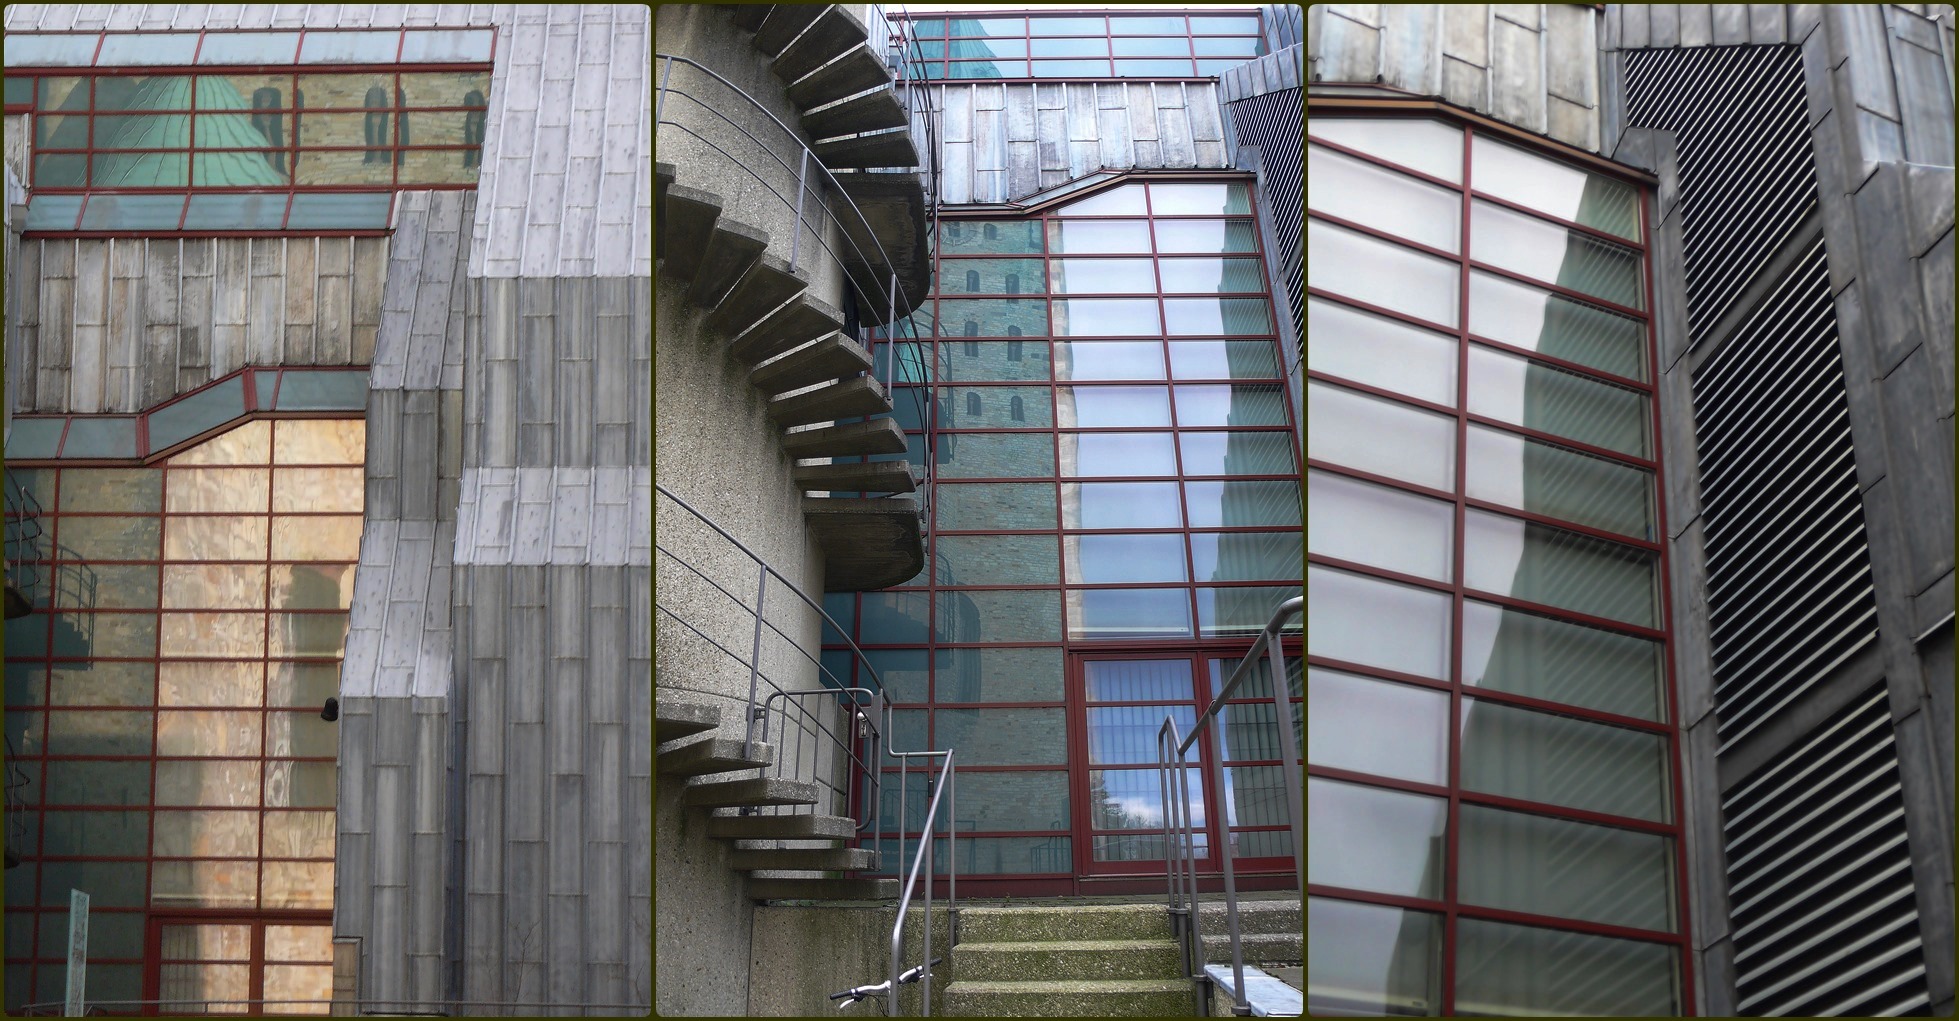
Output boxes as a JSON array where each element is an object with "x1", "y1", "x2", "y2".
[{"x1": 1227, "y1": 87, "x2": 1303, "y2": 338}]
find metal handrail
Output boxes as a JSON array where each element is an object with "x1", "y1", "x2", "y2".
[
  {"x1": 1158, "y1": 595, "x2": 1304, "y2": 1017},
  {"x1": 888, "y1": 745, "x2": 954, "y2": 1017},
  {"x1": 13, "y1": 998, "x2": 650, "y2": 1017}
]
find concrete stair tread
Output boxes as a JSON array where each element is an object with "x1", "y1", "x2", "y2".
[
  {"x1": 655, "y1": 161, "x2": 676, "y2": 257},
  {"x1": 753, "y1": 3, "x2": 828, "y2": 56},
  {"x1": 957, "y1": 939, "x2": 1179, "y2": 952},
  {"x1": 831, "y1": 172, "x2": 932, "y2": 323},
  {"x1": 682, "y1": 776, "x2": 819, "y2": 809},
  {"x1": 726, "y1": 3, "x2": 772, "y2": 31},
  {"x1": 750, "y1": 332, "x2": 873, "y2": 396},
  {"x1": 657, "y1": 737, "x2": 773, "y2": 777},
  {"x1": 804, "y1": 88, "x2": 909, "y2": 140},
  {"x1": 946, "y1": 980, "x2": 1189, "y2": 993},
  {"x1": 956, "y1": 903, "x2": 1172, "y2": 944},
  {"x1": 782, "y1": 418, "x2": 909, "y2": 458},
  {"x1": 792, "y1": 459, "x2": 917, "y2": 494},
  {"x1": 730, "y1": 846, "x2": 880, "y2": 871},
  {"x1": 660, "y1": 184, "x2": 723, "y2": 282},
  {"x1": 806, "y1": 495, "x2": 924, "y2": 592},
  {"x1": 767, "y1": 375, "x2": 891, "y2": 428},
  {"x1": 709, "y1": 813, "x2": 859, "y2": 840},
  {"x1": 655, "y1": 701, "x2": 721, "y2": 743},
  {"x1": 730, "y1": 293, "x2": 846, "y2": 364},
  {"x1": 813, "y1": 129, "x2": 920, "y2": 169},
  {"x1": 773, "y1": 5, "x2": 870, "y2": 84},
  {"x1": 748, "y1": 877, "x2": 899, "y2": 901},
  {"x1": 685, "y1": 216, "x2": 771, "y2": 310},
  {"x1": 787, "y1": 44, "x2": 892, "y2": 110}
]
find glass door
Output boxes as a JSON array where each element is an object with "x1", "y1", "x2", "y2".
[
  {"x1": 144, "y1": 915, "x2": 334, "y2": 1015},
  {"x1": 1073, "y1": 654, "x2": 1218, "y2": 876}
]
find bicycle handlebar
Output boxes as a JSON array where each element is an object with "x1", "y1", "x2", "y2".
[{"x1": 829, "y1": 958, "x2": 945, "y2": 1008}]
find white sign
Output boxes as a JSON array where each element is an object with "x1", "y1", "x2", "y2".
[{"x1": 63, "y1": 889, "x2": 87, "y2": 1018}]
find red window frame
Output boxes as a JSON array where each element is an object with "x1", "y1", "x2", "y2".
[{"x1": 888, "y1": 8, "x2": 1266, "y2": 82}]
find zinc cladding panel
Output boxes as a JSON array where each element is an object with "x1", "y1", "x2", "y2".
[
  {"x1": 1722, "y1": 684, "x2": 1932, "y2": 1016},
  {"x1": 1689, "y1": 239, "x2": 1877, "y2": 749}
]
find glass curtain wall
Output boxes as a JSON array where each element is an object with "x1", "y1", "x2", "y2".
[
  {"x1": 822, "y1": 177, "x2": 1302, "y2": 890},
  {"x1": 1305, "y1": 116, "x2": 1690, "y2": 1016},
  {"x1": 3, "y1": 415, "x2": 363, "y2": 1013}
]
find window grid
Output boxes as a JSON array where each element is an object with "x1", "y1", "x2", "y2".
[
  {"x1": 890, "y1": 10, "x2": 1266, "y2": 81},
  {"x1": 1304, "y1": 111, "x2": 1694, "y2": 1015}
]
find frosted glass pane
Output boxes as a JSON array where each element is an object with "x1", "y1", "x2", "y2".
[
  {"x1": 1053, "y1": 341, "x2": 1165, "y2": 380},
  {"x1": 1462, "y1": 509, "x2": 1656, "y2": 628},
  {"x1": 1461, "y1": 600, "x2": 1665, "y2": 721},
  {"x1": 1309, "y1": 220, "x2": 1459, "y2": 327},
  {"x1": 1464, "y1": 424, "x2": 1654, "y2": 539},
  {"x1": 1053, "y1": 298, "x2": 1159, "y2": 336},
  {"x1": 1473, "y1": 134, "x2": 1641, "y2": 241},
  {"x1": 1058, "y1": 432, "x2": 1177, "y2": 476},
  {"x1": 1064, "y1": 533, "x2": 1186, "y2": 583},
  {"x1": 1460, "y1": 697, "x2": 1670, "y2": 822},
  {"x1": 1459, "y1": 805, "x2": 1675, "y2": 932},
  {"x1": 1472, "y1": 201, "x2": 1644, "y2": 309},
  {"x1": 1468, "y1": 271, "x2": 1648, "y2": 382},
  {"x1": 1467, "y1": 345, "x2": 1650, "y2": 458},
  {"x1": 1061, "y1": 482, "x2": 1181, "y2": 528},
  {"x1": 1308, "y1": 471, "x2": 1453, "y2": 581},
  {"x1": 1306, "y1": 381, "x2": 1456, "y2": 491},
  {"x1": 1309, "y1": 116, "x2": 1463, "y2": 183},
  {"x1": 1308, "y1": 668, "x2": 1448, "y2": 785},
  {"x1": 1059, "y1": 184, "x2": 1146, "y2": 215},
  {"x1": 1456, "y1": 918, "x2": 1679, "y2": 1016},
  {"x1": 1307, "y1": 297, "x2": 1458, "y2": 406},
  {"x1": 1308, "y1": 778, "x2": 1446, "y2": 898},
  {"x1": 1309, "y1": 899, "x2": 1443, "y2": 1017},
  {"x1": 1309, "y1": 144, "x2": 1461, "y2": 252},
  {"x1": 1308, "y1": 565, "x2": 1450, "y2": 679},
  {"x1": 1051, "y1": 258, "x2": 1155, "y2": 293}
]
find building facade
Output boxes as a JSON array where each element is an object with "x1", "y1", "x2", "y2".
[
  {"x1": 2, "y1": 4, "x2": 652, "y2": 1015},
  {"x1": 1307, "y1": 4, "x2": 1955, "y2": 1016}
]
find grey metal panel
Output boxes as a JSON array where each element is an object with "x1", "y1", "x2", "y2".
[
  {"x1": 1490, "y1": 13, "x2": 1546, "y2": 132},
  {"x1": 1442, "y1": 2, "x2": 1489, "y2": 64},
  {"x1": 1680, "y1": 4, "x2": 1713, "y2": 46},
  {"x1": 1831, "y1": 4, "x2": 1901, "y2": 119},
  {"x1": 1545, "y1": 3, "x2": 1595, "y2": 105}
]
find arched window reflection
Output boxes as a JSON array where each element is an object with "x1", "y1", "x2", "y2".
[
  {"x1": 462, "y1": 89, "x2": 486, "y2": 168},
  {"x1": 1010, "y1": 396, "x2": 1025, "y2": 421},
  {"x1": 965, "y1": 269, "x2": 981, "y2": 292},
  {"x1": 966, "y1": 392, "x2": 982, "y2": 418}
]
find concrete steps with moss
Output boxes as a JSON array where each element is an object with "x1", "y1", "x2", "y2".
[{"x1": 943, "y1": 904, "x2": 1192, "y2": 1017}]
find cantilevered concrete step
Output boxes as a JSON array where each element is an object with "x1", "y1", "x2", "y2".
[
  {"x1": 782, "y1": 418, "x2": 908, "y2": 459},
  {"x1": 807, "y1": 494, "x2": 924, "y2": 592},
  {"x1": 753, "y1": 3, "x2": 827, "y2": 56},
  {"x1": 656, "y1": 701, "x2": 721, "y2": 744},
  {"x1": 803, "y1": 88, "x2": 909, "y2": 141},
  {"x1": 958, "y1": 904, "x2": 1173, "y2": 944},
  {"x1": 954, "y1": 939, "x2": 1183, "y2": 983},
  {"x1": 793, "y1": 460, "x2": 917, "y2": 495},
  {"x1": 729, "y1": 846, "x2": 880, "y2": 871},
  {"x1": 686, "y1": 217, "x2": 770, "y2": 310},
  {"x1": 704, "y1": 253, "x2": 809, "y2": 339},
  {"x1": 748, "y1": 877, "x2": 899, "y2": 901},
  {"x1": 723, "y1": 3, "x2": 772, "y2": 31},
  {"x1": 787, "y1": 44, "x2": 892, "y2": 110},
  {"x1": 814, "y1": 129, "x2": 919, "y2": 170},
  {"x1": 833, "y1": 172, "x2": 931, "y2": 324},
  {"x1": 683, "y1": 776, "x2": 820, "y2": 810},
  {"x1": 772, "y1": 5, "x2": 869, "y2": 84},
  {"x1": 941, "y1": 979, "x2": 1190, "y2": 1017},
  {"x1": 750, "y1": 332, "x2": 873, "y2": 396},
  {"x1": 1197, "y1": 898, "x2": 1302, "y2": 937},
  {"x1": 709, "y1": 813, "x2": 859, "y2": 841},
  {"x1": 660, "y1": 185, "x2": 722, "y2": 282},
  {"x1": 655, "y1": 161, "x2": 676, "y2": 259},
  {"x1": 768, "y1": 376, "x2": 891, "y2": 428},
  {"x1": 657, "y1": 737, "x2": 773, "y2": 778},
  {"x1": 730, "y1": 293, "x2": 847, "y2": 364}
]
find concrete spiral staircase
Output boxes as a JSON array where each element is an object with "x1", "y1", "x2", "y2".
[{"x1": 658, "y1": 699, "x2": 896, "y2": 901}]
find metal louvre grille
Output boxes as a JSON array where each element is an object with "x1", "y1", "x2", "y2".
[
  {"x1": 1624, "y1": 45, "x2": 1817, "y2": 345},
  {"x1": 1690, "y1": 239, "x2": 1878, "y2": 748},
  {"x1": 1722, "y1": 684, "x2": 1932, "y2": 1017},
  {"x1": 1229, "y1": 87, "x2": 1303, "y2": 336}
]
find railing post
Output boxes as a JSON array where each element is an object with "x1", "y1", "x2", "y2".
[
  {"x1": 1206, "y1": 714, "x2": 1250, "y2": 1016},
  {"x1": 656, "y1": 53, "x2": 675, "y2": 126},
  {"x1": 790, "y1": 148, "x2": 808, "y2": 273},
  {"x1": 745, "y1": 568, "x2": 767, "y2": 748},
  {"x1": 1267, "y1": 636, "x2": 1304, "y2": 892},
  {"x1": 886, "y1": 275, "x2": 899, "y2": 393}
]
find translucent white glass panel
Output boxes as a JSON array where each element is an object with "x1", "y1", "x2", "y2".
[
  {"x1": 1472, "y1": 134, "x2": 1642, "y2": 241},
  {"x1": 1308, "y1": 298, "x2": 1458, "y2": 406},
  {"x1": 1308, "y1": 116, "x2": 1463, "y2": 183},
  {"x1": 1309, "y1": 144, "x2": 1461, "y2": 252},
  {"x1": 1059, "y1": 184, "x2": 1147, "y2": 215},
  {"x1": 1308, "y1": 778, "x2": 1446, "y2": 898},
  {"x1": 1468, "y1": 271, "x2": 1648, "y2": 382},
  {"x1": 1461, "y1": 600, "x2": 1665, "y2": 721},
  {"x1": 1464, "y1": 424, "x2": 1654, "y2": 539},
  {"x1": 1306, "y1": 381, "x2": 1456, "y2": 491},
  {"x1": 1051, "y1": 258, "x2": 1156, "y2": 293},
  {"x1": 1309, "y1": 899, "x2": 1443, "y2": 1017},
  {"x1": 1467, "y1": 345, "x2": 1651, "y2": 458},
  {"x1": 1053, "y1": 298, "x2": 1161, "y2": 336},
  {"x1": 1456, "y1": 918, "x2": 1679, "y2": 1016},
  {"x1": 1471, "y1": 201, "x2": 1644, "y2": 309},
  {"x1": 1308, "y1": 668, "x2": 1448, "y2": 785},
  {"x1": 1460, "y1": 697, "x2": 1670, "y2": 821},
  {"x1": 1462, "y1": 509, "x2": 1657, "y2": 628},
  {"x1": 1308, "y1": 471, "x2": 1453, "y2": 581},
  {"x1": 1309, "y1": 220, "x2": 1460, "y2": 327},
  {"x1": 1308, "y1": 565, "x2": 1451, "y2": 679},
  {"x1": 1459, "y1": 804, "x2": 1675, "y2": 932}
]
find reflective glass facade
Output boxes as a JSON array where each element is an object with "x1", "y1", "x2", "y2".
[
  {"x1": 1306, "y1": 115, "x2": 1689, "y2": 1015},
  {"x1": 821, "y1": 177, "x2": 1301, "y2": 891},
  {"x1": 893, "y1": 11, "x2": 1267, "y2": 80},
  {"x1": 3, "y1": 406, "x2": 363, "y2": 1012}
]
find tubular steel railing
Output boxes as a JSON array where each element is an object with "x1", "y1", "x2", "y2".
[
  {"x1": 1158, "y1": 596, "x2": 1303, "y2": 1016},
  {"x1": 13, "y1": 998, "x2": 649, "y2": 1016},
  {"x1": 887, "y1": 746, "x2": 954, "y2": 1017}
]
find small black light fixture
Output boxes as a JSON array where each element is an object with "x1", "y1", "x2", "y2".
[{"x1": 321, "y1": 697, "x2": 340, "y2": 722}]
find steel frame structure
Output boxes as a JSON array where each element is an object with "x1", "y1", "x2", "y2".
[{"x1": 886, "y1": 8, "x2": 1266, "y2": 82}]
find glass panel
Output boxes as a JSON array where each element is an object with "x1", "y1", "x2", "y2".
[
  {"x1": 163, "y1": 564, "x2": 269, "y2": 610},
  {"x1": 5, "y1": 35, "x2": 102, "y2": 66},
  {"x1": 1308, "y1": 471, "x2": 1452, "y2": 581},
  {"x1": 1308, "y1": 384, "x2": 1449, "y2": 491},
  {"x1": 1088, "y1": 705, "x2": 1196, "y2": 764},
  {"x1": 264, "y1": 760, "x2": 336, "y2": 807},
  {"x1": 936, "y1": 589, "x2": 1061, "y2": 642},
  {"x1": 1028, "y1": 59, "x2": 1107, "y2": 77},
  {"x1": 1309, "y1": 565, "x2": 1451, "y2": 678},
  {"x1": 151, "y1": 811, "x2": 259, "y2": 858},
  {"x1": 1057, "y1": 340, "x2": 1159, "y2": 380},
  {"x1": 1309, "y1": 144, "x2": 1460, "y2": 252},
  {"x1": 48, "y1": 610, "x2": 155, "y2": 659},
  {"x1": 942, "y1": 385, "x2": 1052, "y2": 427},
  {"x1": 1462, "y1": 697, "x2": 1669, "y2": 821},
  {"x1": 1308, "y1": 218, "x2": 1465, "y2": 327},
  {"x1": 1157, "y1": 257, "x2": 1267, "y2": 294},
  {"x1": 1059, "y1": 184, "x2": 1147, "y2": 216},
  {"x1": 947, "y1": 17, "x2": 1025, "y2": 36},
  {"x1": 1059, "y1": 385, "x2": 1169, "y2": 427},
  {"x1": 940, "y1": 341, "x2": 1049, "y2": 382},
  {"x1": 942, "y1": 219, "x2": 1043, "y2": 255},
  {"x1": 1463, "y1": 509, "x2": 1656, "y2": 627},
  {"x1": 42, "y1": 758, "x2": 150, "y2": 805},
  {"x1": 1194, "y1": 37, "x2": 1262, "y2": 57},
  {"x1": 268, "y1": 663, "x2": 340, "y2": 708},
  {"x1": 164, "y1": 516, "x2": 269, "y2": 561},
  {"x1": 936, "y1": 482, "x2": 1055, "y2": 531},
  {"x1": 160, "y1": 611, "x2": 266, "y2": 657},
  {"x1": 152, "y1": 861, "x2": 257, "y2": 908},
  {"x1": 937, "y1": 298, "x2": 1049, "y2": 337},
  {"x1": 298, "y1": 30, "x2": 402, "y2": 63},
  {"x1": 1048, "y1": 219, "x2": 1151, "y2": 253},
  {"x1": 1462, "y1": 600, "x2": 1664, "y2": 721},
  {"x1": 4, "y1": 76, "x2": 31, "y2": 105},
  {"x1": 1091, "y1": 767, "x2": 1203, "y2": 829},
  {"x1": 1309, "y1": 899, "x2": 1443, "y2": 1016},
  {"x1": 150, "y1": 377, "x2": 245, "y2": 452},
  {"x1": 1154, "y1": 218, "x2": 1258, "y2": 253},
  {"x1": 5, "y1": 418, "x2": 65, "y2": 458},
  {"x1": 1198, "y1": 584, "x2": 1301, "y2": 637},
  {"x1": 935, "y1": 534, "x2": 1057, "y2": 586},
  {"x1": 1164, "y1": 298, "x2": 1273, "y2": 335},
  {"x1": 274, "y1": 420, "x2": 364, "y2": 464},
  {"x1": 1071, "y1": 588, "x2": 1194, "y2": 639},
  {"x1": 399, "y1": 29, "x2": 495, "y2": 62},
  {"x1": 1110, "y1": 15, "x2": 1188, "y2": 33},
  {"x1": 160, "y1": 661, "x2": 265, "y2": 707},
  {"x1": 1149, "y1": 183, "x2": 1251, "y2": 216},
  {"x1": 1093, "y1": 831, "x2": 1208, "y2": 861},
  {"x1": 940, "y1": 647, "x2": 1063, "y2": 702},
  {"x1": 264, "y1": 811, "x2": 337, "y2": 860},
  {"x1": 286, "y1": 191, "x2": 391, "y2": 228},
  {"x1": 182, "y1": 192, "x2": 288, "y2": 230},
  {"x1": 1467, "y1": 345, "x2": 1650, "y2": 458},
  {"x1": 1065, "y1": 533, "x2": 1187, "y2": 584},
  {"x1": 1309, "y1": 777, "x2": 1446, "y2": 898},
  {"x1": 1459, "y1": 804, "x2": 1675, "y2": 931},
  {"x1": 50, "y1": 563, "x2": 154, "y2": 608},
  {"x1": 950, "y1": 59, "x2": 1026, "y2": 77},
  {"x1": 38, "y1": 908, "x2": 143, "y2": 956},
  {"x1": 196, "y1": 31, "x2": 302, "y2": 64},
  {"x1": 97, "y1": 33, "x2": 201, "y2": 65},
  {"x1": 1309, "y1": 116, "x2": 1463, "y2": 183},
  {"x1": 1058, "y1": 431, "x2": 1177, "y2": 476},
  {"x1": 294, "y1": 148, "x2": 399, "y2": 187},
  {"x1": 1051, "y1": 257, "x2": 1155, "y2": 293},
  {"x1": 272, "y1": 468, "x2": 364, "y2": 512},
  {"x1": 938, "y1": 257, "x2": 1045, "y2": 295},
  {"x1": 1193, "y1": 16, "x2": 1261, "y2": 33},
  {"x1": 167, "y1": 467, "x2": 270, "y2": 512},
  {"x1": 1053, "y1": 298, "x2": 1160, "y2": 336},
  {"x1": 1183, "y1": 480, "x2": 1299, "y2": 527},
  {"x1": 1469, "y1": 271, "x2": 1647, "y2": 382},
  {"x1": 935, "y1": 432, "x2": 1055, "y2": 477},
  {"x1": 155, "y1": 759, "x2": 261, "y2": 807},
  {"x1": 1222, "y1": 765, "x2": 1294, "y2": 824},
  {"x1": 1031, "y1": 17, "x2": 1107, "y2": 34},
  {"x1": 1179, "y1": 432, "x2": 1296, "y2": 475},
  {"x1": 1084, "y1": 658, "x2": 1194, "y2": 701},
  {"x1": 172, "y1": 420, "x2": 270, "y2": 465},
  {"x1": 56, "y1": 515, "x2": 161, "y2": 560},
  {"x1": 873, "y1": 836, "x2": 1072, "y2": 874},
  {"x1": 1061, "y1": 481, "x2": 1180, "y2": 528},
  {"x1": 1307, "y1": 297, "x2": 1457, "y2": 405},
  {"x1": 934, "y1": 708, "x2": 1063, "y2": 765},
  {"x1": 261, "y1": 861, "x2": 333, "y2": 909},
  {"x1": 157, "y1": 961, "x2": 250, "y2": 1013},
  {"x1": 77, "y1": 191, "x2": 187, "y2": 230},
  {"x1": 859, "y1": 591, "x2": 930, "y2": 645},
  {"x1": 1114, "y1": 37, "x2": 1193, "y2": 56},
  {"x1": 23, "y1": 194, "x2": 85, "y2": 230},
  {"x1": 1472, "y1": 201, "x2": 1644, "y2": 309},
  {"x1": 1455, "y1": 917, "x2": 1679, "y2": 1016},
  {"x1": 271, "y1": 516, "x2": 363, "y2": 560},
  {"x1": 1465, "y1": 425, "x2": 1654, "y2": 539},
  {"x1": 33, "y1": 153, "x2": 87, "y2": 188},
  {"x1": 1190, "y1": 531, "x2": 1301, "y2": 582},
  {"x1": 887, "y1": 771, "x2": 1068, "y2": 832},
  {"x1": 1308, "y1": 669, "x2": 1447, "y2": 784},
  {"x1": 1474, "y1": 135, "x2": 1641, "y2": 241},
  {"x1": 268, "y1": 612, "x2": 350, "y2": 657},
  {"x1": 1174, "y1": 384, "x2": 1287, "y2": 426}
]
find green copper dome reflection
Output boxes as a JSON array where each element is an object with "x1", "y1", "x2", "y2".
[{"x1": 91, "y1": 75, "x2": 288, "y2": 187}]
